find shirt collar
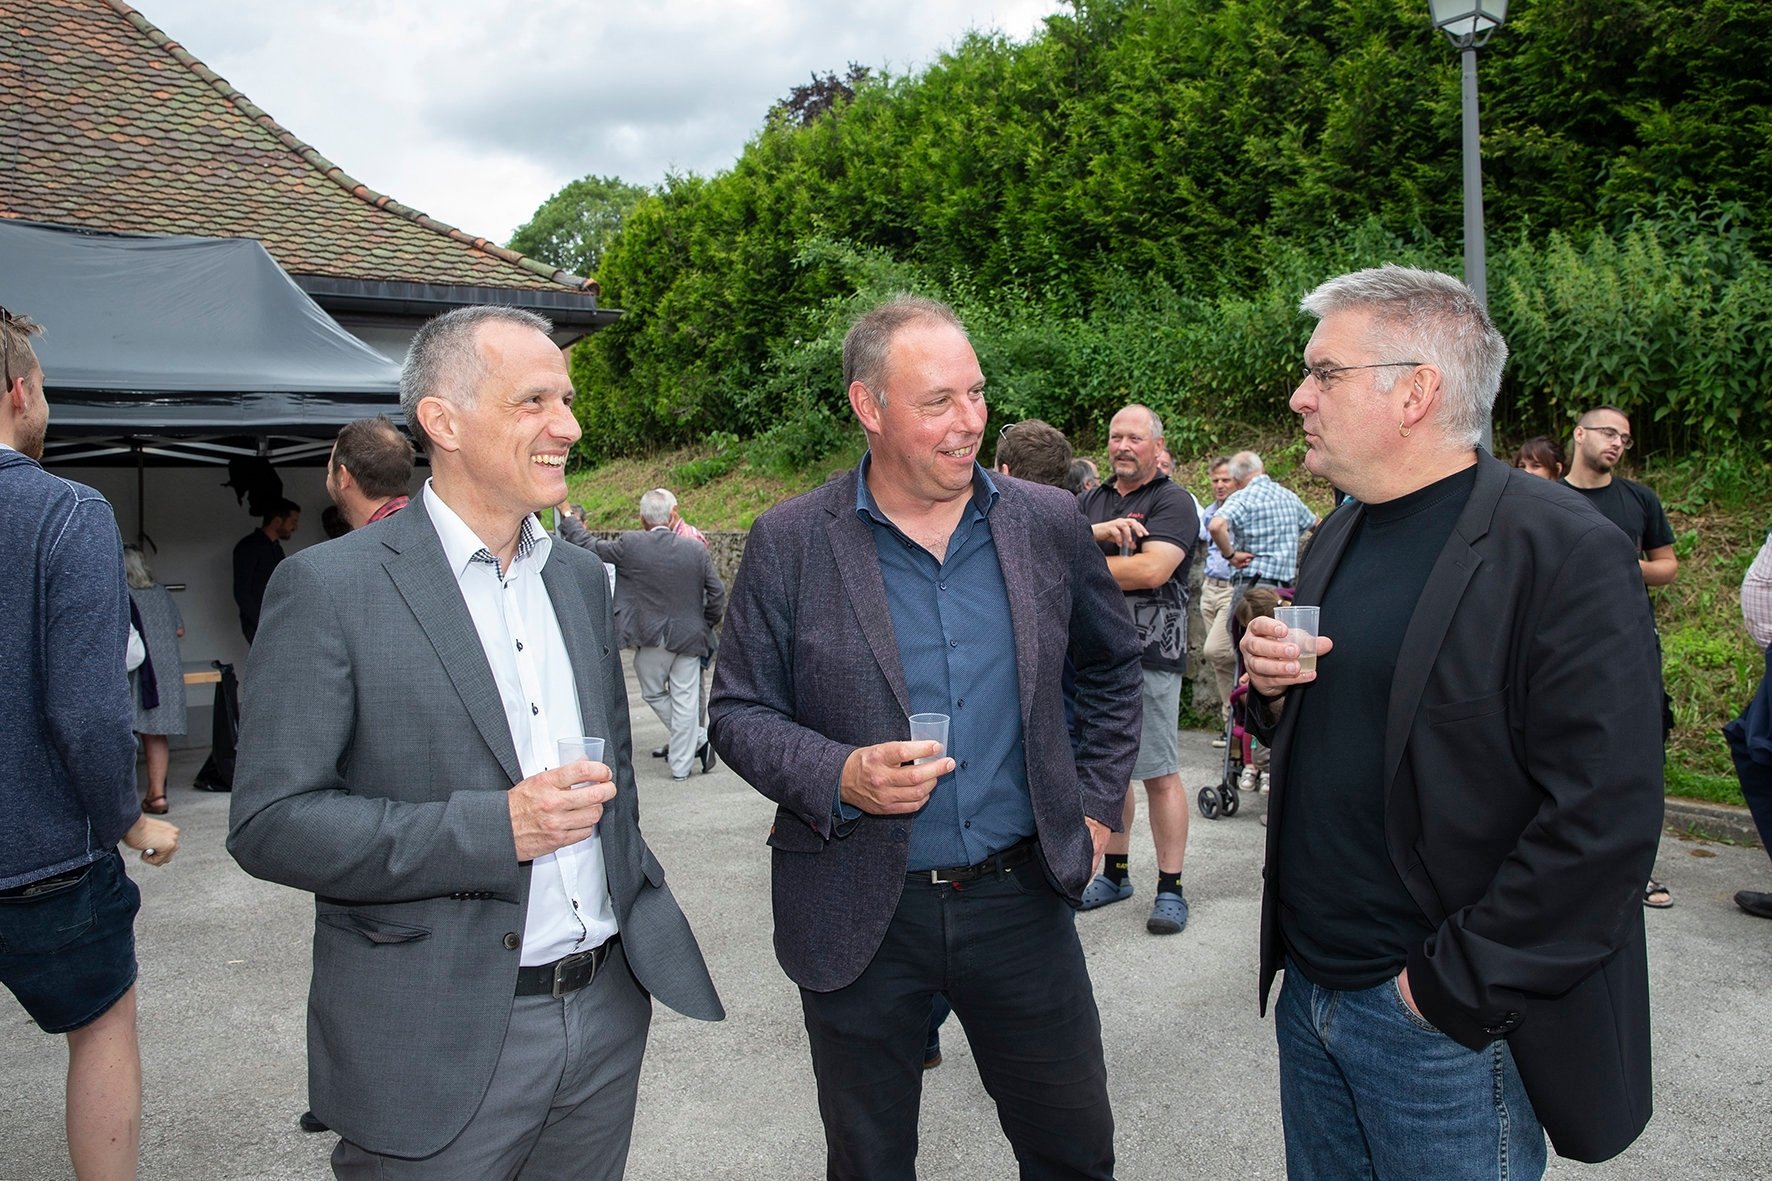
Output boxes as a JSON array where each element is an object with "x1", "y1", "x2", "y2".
[
  {"x1": 852, "y1": 451, "x2": 999, "y2": 526},
  {"x1": 423, "y1": 480, "x2": 552, "y2": 581}
]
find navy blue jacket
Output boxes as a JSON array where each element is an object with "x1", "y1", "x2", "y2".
[{"x1": 0, "y1": 447, "x2": 138, "y2": 889}]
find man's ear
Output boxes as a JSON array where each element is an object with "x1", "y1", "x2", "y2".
[
  {"x1": 416, "y1": 396, "x2": 462, "y2": 455},
  {"x1": 848, "y1": 381, "x2": 884, "y2": 437},
  {"x1": 1401, "y1": 365, "x2": 1442, "y2": 434}
]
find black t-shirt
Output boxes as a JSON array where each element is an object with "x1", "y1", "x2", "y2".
[
  {"x1": 1278, "y1": 464, "x2": 1477, "y2": 990},
  {"x1": 1078, "y1": 475, "x2": 1199, "y2": 673},
  {"x1": 1560, "y1": 477, "x2": 1674, "y2": 556}
]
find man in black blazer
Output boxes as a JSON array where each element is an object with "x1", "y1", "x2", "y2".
[
  {"x1": 710, "y1": 296, "x2": 1142, "y2": 1180},
  {"x1": 1240, "y1": 266, "x2": 1663, "y2": 1178}
]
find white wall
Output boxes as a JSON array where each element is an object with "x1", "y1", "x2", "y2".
[{"x1": 63, "y1": 463, "x2": 334, "y2": 749}]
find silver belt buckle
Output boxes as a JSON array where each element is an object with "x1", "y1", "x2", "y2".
[{"x1": 552, "y1": 947, "x2": 598, "y2": 998}]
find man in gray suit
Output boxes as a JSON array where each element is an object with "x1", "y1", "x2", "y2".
[
  {"x1": 228, "y1": 305, "x2": 722, "y2": 1180},
  {"x1": 710, "y1": 296, "x2": 1142, "y2": 1179},
  {"x1": 557, "y1": 490, "x2": 725, "y2": 780}
]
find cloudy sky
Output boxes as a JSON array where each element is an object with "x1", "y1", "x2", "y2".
[{"x1": 137, "y1": 0, "x2": 1062, "y2": 246}]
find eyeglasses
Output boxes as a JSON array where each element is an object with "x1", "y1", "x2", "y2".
[
  {"x1": 0, "y1": 305, "x2": 13, "y2": 389},
  {"x1": 998, "y1": 421, "x2": 1018, "y2": 439},
  {"x1": 1300, "y1": 360, "x2": 1423, "y2": 388},
  {"x1": 1581, "y1": 424, "x2": 1633, "y2": 450}
]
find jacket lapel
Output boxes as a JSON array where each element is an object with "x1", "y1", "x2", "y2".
[
  {"x1": 382, "y1": 497, "x2": 524, "y2": 786},
  {"x1": 824, "y1": 475, "x2": 913, "y2": 720},
  {"x1": 1380, "y1": 456, "x2": 1507, "y2": 793},
  {"x1": 541, "y1": 554, "x2": 609, "y2": 743},
  {"x1": 989, "y1": 491, "x2": 1041, "y2": 728}
]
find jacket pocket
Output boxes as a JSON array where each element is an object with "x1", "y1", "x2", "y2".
[
  {"x1": 1426, "y1": 688, "x2": 1507, "y2": 725},
  {"x1": 641, "y1": 846, "x2": 667, "y2": 888},
  {"x1": 317, "y1": 909, "x2": 431, "y2": 945}
]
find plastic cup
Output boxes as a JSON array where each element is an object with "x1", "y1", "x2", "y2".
[
  {"x1": 556, "y1": 737, "x2": 606, "y2": 788},
  {"x1": 908, "y1": 713, "x2": 950, "y2": 765},
  {"x1": 1272, "y1": 606, "x2": 1320, "y2": 673}
]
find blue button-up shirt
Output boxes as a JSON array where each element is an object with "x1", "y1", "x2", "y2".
[
  {"x1": 1201, "y1": 498, "x2": 1234, "y2": 580},
  {"x1": 855, "y1": 455, "x2": 1034, "y2": 870}
]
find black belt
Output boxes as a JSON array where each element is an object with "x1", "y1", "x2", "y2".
[
  {"x1": 515, "y1": 936, "x2": 618, "y2": 998},
  {"x1": 912, "y1": 839, "x2": 1036, "y2": 885},
  {"x1": 0, "y1": 864, "x2": 92, "y2": 899},
  {"x1": 1234, "y1": 574, "x2": 1292, "y2": 588}
]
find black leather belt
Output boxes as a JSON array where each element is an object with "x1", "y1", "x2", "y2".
[
  {"x1": 515, "y1": 936, "x2": 618, "y2": 998},
  {"x1": 0, "y1": 864, "x2": 91, "y2": 899},
  {"x1": 912, "y1": 839, "x2": 1036, "y2": 885}
]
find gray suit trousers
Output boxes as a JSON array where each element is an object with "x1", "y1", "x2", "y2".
[{"x1": 331, "y1": 942, "x2": 653, "y2": 1181}]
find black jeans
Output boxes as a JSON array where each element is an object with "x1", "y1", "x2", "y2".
[{"x1": 799, "y1": 859, "x2": 1115, "y2": 1180}]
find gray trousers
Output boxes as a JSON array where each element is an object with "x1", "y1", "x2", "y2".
[
  {"x1": 633, "y1": 646, "x2": 707, "y2": 778},
  {"x1": 331, "y1": 941, "x2": 652, "y2": 1181}
]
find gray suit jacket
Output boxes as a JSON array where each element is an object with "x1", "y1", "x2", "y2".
[
  {"x1": 228, "y1": 496, "x2": 722, "y2": 1159},
  {"x1": 568, "y1": 524, "x2": 725, "y2": 657},
  {"x1": 708, "y1": 468, "x2": 1142, "y2": 992}
]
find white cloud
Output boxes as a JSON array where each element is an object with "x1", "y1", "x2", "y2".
[{"x1": 134, "y1": 0, "x2": 1060, "y2": 243}]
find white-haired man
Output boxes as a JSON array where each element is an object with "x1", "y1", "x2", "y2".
[
  {"x1": 564, "y1": 489, "x2": 726, "y2": 781},
  {"x1": 1240, "y1": 266, "x2": 1662, "y2": 1177}
]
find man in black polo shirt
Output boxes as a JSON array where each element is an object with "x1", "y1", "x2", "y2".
[
  {"x1": 1241, "y1": 266, "x2": 1663, "y2": 1177},
  {"x1": 1563, "y1": 404, "x2": 1679, "y2": 909},
  {"x1": 1078, "y1": 403, "x2": 1199, "y2": 934}
]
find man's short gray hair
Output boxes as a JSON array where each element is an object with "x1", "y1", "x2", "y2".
[
  {"x1": 1115, "y1": 404, "x2": 1164, "y2": 441},
  {"x1": 639, "y1": 488, "x2": 676, "y2": 527},
  {"x1": 843, "y1": 295, "x2": 967, "y2": 405},
  {"x1": 400, "y1": 306, "x2": 553, "y2": 455},
  {"x1": 1299, "y1": 265, "x2": 1507, "y2": 448},
  {"x1": 1228, "y1": 451, "x2": 1264, "y2": 481}
]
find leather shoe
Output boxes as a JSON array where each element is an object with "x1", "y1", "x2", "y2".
[
  {"x1": 650, "y1": 746, "x2": 668, "y2": 759},
  {"x1": 298, "y1": 1110, "x2": 329, "y2": 1133},
  {"x1": 1735, "y1": 890, "x2": 1772, "y2": 919},
  {"x1": 697, "y1": 741, "x2": 717, "y2": 774}
]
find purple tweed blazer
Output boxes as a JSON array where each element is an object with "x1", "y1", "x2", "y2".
[{"x1": 709, "y1": 466, "x2": 1142, "y2": 992}]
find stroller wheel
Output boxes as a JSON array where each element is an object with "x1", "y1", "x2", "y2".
[
  {"x1": 1197, "y1": 785, "x2": 1221, "y2": 819},
  {"x1": 1220, "y1": 784, "x2": 1240, "y2": 817}
]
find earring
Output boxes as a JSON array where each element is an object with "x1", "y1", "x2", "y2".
[{"x1": 1398, "y1": 420, "x2": 1412, "y2": 438}]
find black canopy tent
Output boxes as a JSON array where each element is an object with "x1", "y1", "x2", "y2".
[{"x1": 0, "y1": 219, "x2": 404, "y2": 466}]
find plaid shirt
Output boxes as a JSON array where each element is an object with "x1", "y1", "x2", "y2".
[
  {"x1": 1745, "y1": 529, "x2": 1772, "y2": 650},
  {"x1": 1218, "y1": 475, "x2": 1316, "y2": 585}
]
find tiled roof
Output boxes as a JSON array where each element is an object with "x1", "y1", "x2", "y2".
[{"x1": 0, "y1": 0, "x2": 596, "y2": 296}]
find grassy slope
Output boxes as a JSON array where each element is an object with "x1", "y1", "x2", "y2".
[{"x1": 567, "y1": 435, "x2": 1766, "y2": 806}]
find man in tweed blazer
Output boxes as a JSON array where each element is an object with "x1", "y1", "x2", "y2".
[
  {"x1": 710, "y1": 296, "x2": 1142, "y2": 1180},
  {"x1": 229, "y1": 307, "x2": 721, "y2": 1180}
]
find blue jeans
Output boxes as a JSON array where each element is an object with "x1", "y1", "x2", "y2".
[{"x1": 1275, "y1": 961, "x2": 1546, "y2": 1181}]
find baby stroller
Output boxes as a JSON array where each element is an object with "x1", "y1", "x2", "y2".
[
  {"x1": 1197, "y1": 585, "x2": 1289, "y2": 819},
  {"x1": 1197, "y1": 683, "x2": 1252, "y2": 819}
]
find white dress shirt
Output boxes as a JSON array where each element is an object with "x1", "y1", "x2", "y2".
[{"x1": 424, "y1": 482, "x2": 618, "y2": 965}]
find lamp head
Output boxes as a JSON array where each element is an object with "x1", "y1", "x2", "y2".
[{"x1": 1428, "y1": 0, "x2": 1507, "y2": 47}]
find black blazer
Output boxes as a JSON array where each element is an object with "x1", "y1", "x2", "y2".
[{"x1": 1252, "y1": 454, "x2": 1664, "y2": 1163}]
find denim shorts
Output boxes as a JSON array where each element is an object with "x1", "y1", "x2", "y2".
[{"x1": 0, "y1": 851, "x2": 141, "y2": 1033}]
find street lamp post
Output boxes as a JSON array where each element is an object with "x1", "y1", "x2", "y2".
[{"x1": 1428, "y1": 0, "x2": 1507, "y2": 450}]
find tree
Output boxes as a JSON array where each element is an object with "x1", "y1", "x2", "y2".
[{"x1": 507, "y1": 175, "x2": 650, "y2": 279}]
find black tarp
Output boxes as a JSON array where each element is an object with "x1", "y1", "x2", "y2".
[{"x1": 0, "y1": 220, "x2": 402, "y2": 435}]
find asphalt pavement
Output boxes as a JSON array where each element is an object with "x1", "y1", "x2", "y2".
[{"x1": 4, "y1": 666, "x2": 1770, "y2": 1180}]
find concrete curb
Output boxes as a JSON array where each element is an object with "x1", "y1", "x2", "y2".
[{"x1": 1664, "y1": 797, "x2": 1762, "y2": 847}]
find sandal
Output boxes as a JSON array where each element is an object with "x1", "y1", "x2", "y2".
[
  {"x1": 1643, "y1": 878, "x2": 1672, "y2": 908},
  {"x1": 142, "y1": 795, "x2": 169, "y2": 815}
]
